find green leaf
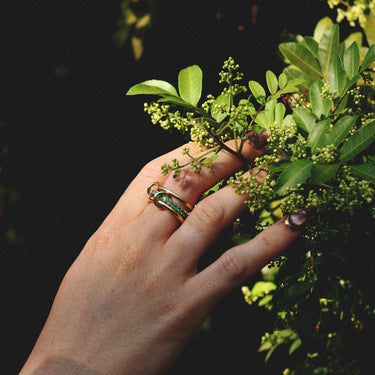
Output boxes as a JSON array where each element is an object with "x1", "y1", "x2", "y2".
[
  {"x1": 324, "y1": 115, "x2": 358, "y2": 147},
  {"x1": 283, "y1": 66, "x2": 312, "y2": 90},
  {"x1": 211, "y1": 93, "x2": 232, "y2": 123},
  {"x1": 340, "y1": 120, "x2": 375, "y2": 162},
  {"x1": 318, "y1": 24, "x2": 340, "y2": 78},
  {"x1": 279, "y1": 42, "x2": 322, "y2": 80},
  {"x1": 308, "y1": 79, "x2": 331, "y2": 118},
  {"x1": 360, "y1": 45, "x2": 375, "y2": 73},
  {"x1": 126, "y1": 79, "x2": 179, "y2": 97},
  {"x1": 349, "y1": 163, "x2": 375, "y2": 184},
  {"x1": 293, "y1": 107, "x2": 317, "y2": 133},
  {"x1": 343, "y1": 31, "x2": 363, "y2": 50},
  {"x1": 275, "y1": 159, "x2": 314, "y2": 196},
  {"x1": 313, "y1": 17, "x2": 334, "y2": 42},
  {"x1": 249, "y1": 80, "x2": 266, "y2": 103},
  {"x1": 158, "y1": 96, "x2": 206, "y2": 116},
  {"x1": 326, "y1": 55, "x2": 346, "y2": 96},
  {"x1": 289, "y1": 338, "x2": 302, "y2": 355},
  {"x1": 275, "y1": 102, "x2": 286, "y2": 126},
  {"x1": 302, "y1": 36, "x2": 319, "y2": 57},
  {"x1": 266, "y1": 70, "x2": 278, "y2": 94},
  {"x1": 178, "y1": 65, "x2": 203, "y2": 106},
  {"x1": 278, "y1": 72, "x2": 288, "y2": 89},
  {"x1": 311, "y1": 163, "x2": 340, "y2": 184},
  {"x1": 343, "y1": 42, "x2": 360, "y2": 80},
  {"x1": 364, "y1": 11, "x2": 375, "y2": 46},
  {"x1": 307, "y1": 118, "x2": 330, "y2": 153}
]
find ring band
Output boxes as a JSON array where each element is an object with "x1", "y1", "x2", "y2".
[{"x1": 147, "y1": 182, "x2": 192, "y2": 223}]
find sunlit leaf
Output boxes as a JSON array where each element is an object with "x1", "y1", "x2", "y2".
[
  {"x1": 313, "y1": 17, "x2": 334, "y2": 42},
  {"x1": 249, "y1": 80, "x2": 266, "y2": 103},
  {"x1": 126, "y1": 79, "x2": 179, "y2": 97},
  {"x1": 279, "y1": 42, "x2": 322, "y2": 80},
  {"x1": 283, "y1": 66, "x2": 312, "y2": 90},
  {"x1": 178, "y1": 65, "x2": 203, "y2": 106},
  {"x1": 307, "y1": 118, "x2": 330, "y2": 153},
  {"x1": 293, "y1": 107, "x2": 316, "y2": 133},
  {"x1": 308, "y1": 79, "x2": 331, "y2": 118},
  {"x1": 275, "y1": 102, "x2": 286, "y2": 126},
  {"x1": 302, "y1": 36, "x2": 319, "y2": 57},
  {"x1": 278, "y1": 72, "x2": 288, "y2": 89},
  {"x1": 343, "y1": 42, "x2": 360, "y2": 79},
  {"x1": 318, "y1": 24, "x2": 340, "y2": 78},
  {"x1": 211, "y1": 93, "x2": 232, "y2": 123},
  {"x1": 359, "y1": 44, "x2": 375, "y2": 73},
  {"x1": 266, "y1": 70, "x2": 279, "y2": 94},
  {"x1": 326, "y1": 55, "x2": 346, "y2": 96},
  {"x1": 340, "y1": 120, "x2": 375, "y2": 162},
  {"x1": 275, "y1": 159, "x2": 314, "y2": 196},
  {"x1": 158, "y1": 96, "x2": 206, "y2": 115}
]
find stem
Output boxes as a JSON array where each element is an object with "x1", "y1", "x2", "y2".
[{"x1": 203, "y1": 117, "x2": 249, "y2": 164}]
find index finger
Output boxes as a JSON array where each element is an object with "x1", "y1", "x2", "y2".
[{"x1": 104, "y1": 136, "x2": 265, "y2": 226}]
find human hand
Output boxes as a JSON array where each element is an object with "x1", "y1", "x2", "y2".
[{"x1": 20, "y1": 136, "x2": 308, "y2": 375}]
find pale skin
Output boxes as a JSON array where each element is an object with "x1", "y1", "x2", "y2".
[{"x1": 20, "y1": 139, "x2": 303, "y2": 375}]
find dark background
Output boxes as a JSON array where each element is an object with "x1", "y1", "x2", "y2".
[{"x1": 1, "y1": 1, "x2": 336, "y2": 373}]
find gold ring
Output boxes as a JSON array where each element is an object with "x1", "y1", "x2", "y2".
[{"x1": 147, "y1": 182, "x2": 192, "y2": 223}]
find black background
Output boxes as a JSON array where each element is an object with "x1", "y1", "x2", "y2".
[{"x1": 1, "y1": 1, "x2": 336, "y2": 373}]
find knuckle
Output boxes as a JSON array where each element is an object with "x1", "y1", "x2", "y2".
[
  {"x1": 218, "y1": 250, "x2": 246, "y2": 281},
  {"x1": 85, "y1": 228, "x2": 116, "y2": 254},
  {"x1": 194, "y1": 199, "x2": 225, "y2": 227}
]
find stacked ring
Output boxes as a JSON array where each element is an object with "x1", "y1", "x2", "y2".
[{"x1": 147, "y1": 182, "x2": 192, "y2": 223}]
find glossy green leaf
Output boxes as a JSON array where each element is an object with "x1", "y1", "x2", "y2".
[
  {"x1": 302, "y1": 36, "x2": 319, "y2": 57},
  {"x1": 158, "y1": 96, "x2": 206, "y2": 115},
  {"x1": 343, "y1": 31, "x2": 363, "y2": 50},
  {"x1": 283, "y1": 66, "x2": 312, "y2": 90},
  {"x1": 359, "y1": 45, "x2": 375, "y2": 73},
  {"x1": 318, "y1": 24, "x2": 340, "y2": 78},
  {"x1": 343, "y1": 42, "x2": 360, "y2": 79},
  {"x1": 275, "y1": 159, "x2": 314, "y2": 196},
  {"x1": 279, "y1": 42, "x2": 322, "y2": 80},
  {"x1": 275, "y1": 102, "x2": 286, "y2": 126},
  {"x1": 266, "y1": 70, "x2": 278, "y2": 94},
  {"x1": 211, "y1": 93, "x2": 231, "y2": 123},
  {"x1": 178, "y1": 65, "x2": 202, "y2": 106},
  {"x1": 325, "y1": 115, "x2": 358, "y2": 147},
  {"x1": 313, "y1": 17, "x2": 334, "y2": 42},
  {"x1": 293, "y1": 107, "x2": 317, "y2": 133},
  {"x1": 340, "y1": 120, "x2": 375, "y2": 162},
  {"x1": 311, "y1": 163, "x2": 340, "y2": 184},
  {"x1": 126, "y1": 79, "x2": 179, "y2": 97},
  {"x1": 349, "y1": 163, "x2": 375, "y2": 184},
  {"x1": 326, "y1": 55, "x2": 346, "y2": 96},
  {"x1": 278, "y1": 72, "x2": 288, "y2": 89},
  {"x1": 307, "y1": 118, "x2": 330, "y2": 153},
  {"x1": 249, "y1": 80, "x2": 266, "y2": 103},
  {"x1": 308, "y1": 79, "x2": 331, "y2": 118}
]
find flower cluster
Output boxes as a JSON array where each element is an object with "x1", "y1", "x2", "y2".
[{"x1": 328, "y1": 0, "x2": 374, "y2": 27}]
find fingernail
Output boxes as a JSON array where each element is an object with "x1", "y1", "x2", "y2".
[
  {"x1": 283, "y1": 209, "x2": 312, "y2": 231},
  {"x1": 246, "y1": 131, "x2": 268, "y2": 150}
]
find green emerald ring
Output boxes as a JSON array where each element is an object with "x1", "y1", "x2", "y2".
[{"x1": 147, "y1": 182, "x2": 192, "y2": 223}]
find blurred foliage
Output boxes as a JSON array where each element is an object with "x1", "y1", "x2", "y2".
[{"x1": 113, "y1": 0, "x2": 162, "y2": 60}]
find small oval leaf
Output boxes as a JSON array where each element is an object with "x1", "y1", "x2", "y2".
[{"x1": 178, "y1": 65, "x2": 203, "y2": 106}]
